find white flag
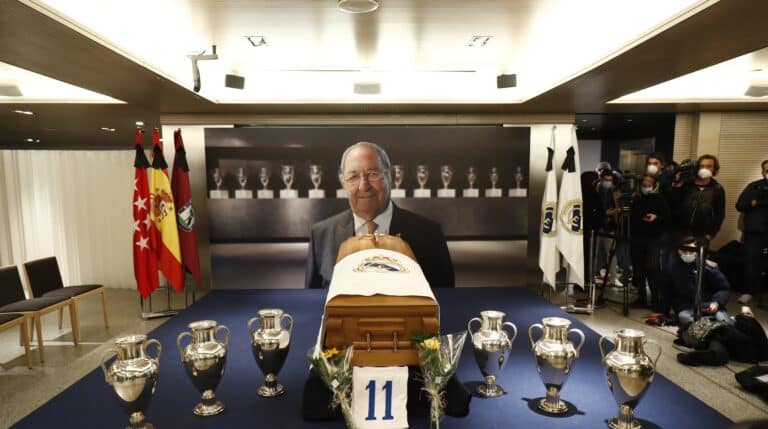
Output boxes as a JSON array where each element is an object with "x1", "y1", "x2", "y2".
[
  {"x1": 556, "y1": 126, "x2": 585, "y2": 288},
  {"x1": 539, "y1": 126, "x2": 559, "y2": 289}
]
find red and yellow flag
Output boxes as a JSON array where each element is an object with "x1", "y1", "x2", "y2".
[{"x1": 149, "y1": 128, "x2": 184, "y2": 291}]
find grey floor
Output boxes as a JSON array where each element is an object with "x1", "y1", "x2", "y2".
[{"x1": 1, "y1": 288, "x2": 767, "y2": 426}]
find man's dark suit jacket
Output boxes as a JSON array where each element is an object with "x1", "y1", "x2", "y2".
[{"x1": 305, "y1": 204, "x2": 455, "y2": 289}]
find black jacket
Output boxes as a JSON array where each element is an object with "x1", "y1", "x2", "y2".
[
  {"x1": 305, "y1": 204, "x2": 455, "y2": 289},
  {"x1": 630, "y1": 191, "x2": 670, "y2": 239},
  {"x1": 663, "y1": 256, "x2": 731, "y2": 315},
  {"x1": 670, "y1": 179, "x2": 725, "y2": 237},
  {"x1": 736, "y1": 178, "x2": 768, "y2": 234}
]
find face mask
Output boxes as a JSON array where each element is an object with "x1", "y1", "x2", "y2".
[
  {"x1": 680, "y1": 253, "x2": 696, "y2": 264},
  {"x1": 764, "y1": 173, "x2": 768, "y2": 181},
  {"x1": 698, "y1": 168, "x2": 713, "y2": 179},
  {"x1": 646, "y1": 165, "x2": 659, "y2": 175},
  {"x1": 601, "y1": 181, "x2": 613, "y2": 190},
  {"x1": 640, "y1": 187, "x2": 652, "y2": 195}
]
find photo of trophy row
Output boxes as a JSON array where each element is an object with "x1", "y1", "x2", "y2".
[
  {"x1": 102, "y1": 310, "x2": 659, "y2": 429},
  {"x1": 207, "y1": 164, "x2": 528, "y2": 199}
]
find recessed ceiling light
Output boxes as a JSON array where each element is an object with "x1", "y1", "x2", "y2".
[
  {"x1": 626, "y1": 119, "x2": 633, "y2": 122},
  {"x1": 13, "y1": 109, "x2": 34, "y2": 115},
  {"x1": 135, "y1": 121, "x2": 144, "y2": 127},
  {"x1": 25, "y1": 138, "x2": 39, "y2": 143},
  {"x1": 468, "y1": 36, "x2": 492, "y2": 48},
  {"x1": 100, "y1": 127, "x2": 116, "y2": 132},
  {"x1": 581, "y1": 119, "x2": 588, "y2": 123},
  {"x1": 246, "y1": 36, "x2": 267, "y2": 47},
  {"x1": 337, "y1": 0, "x2": 379, "y2": 13}
]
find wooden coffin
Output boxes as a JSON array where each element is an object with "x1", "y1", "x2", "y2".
[{"x1": 324, "y1": 234, "x2": 439, "y2": 366}]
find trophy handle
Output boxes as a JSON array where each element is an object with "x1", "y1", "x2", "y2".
[
  {"x1": 467, "y1": 317, "x2": 482, "y2": 336},
  {"x1": 643, "y1": 339, "x2": 662, "y2": 367},
  {"x1": 247, "y1": 316, "x2": 260, "y2": 336},
  {"x1": 528, "y1": 323, "x2": 543, "y2": 349},
  {"x1": 176, "y1": 332, "x2": 191, "y2": 361},
  {"x1": 282, "y1": 313, "x2": 294, "y2": 334},
  {"x1": 568, "y1": 328, "x2": 586, "y2": 355},
  {"x1": 598, "y1": 336, "x2": 614, "y2": 361},
  {"x1": 502, "y1": 321, "x2": 518, "y2": 345},
  {"x1": 100, "y1": 347, "x2": 117, "y2": 384},
  {"x1": 145, "y1": 338, "x2": 162, "y2": 361},
  {"x1": 216, "y1": 325, "x2": 231, "y2": 348}
]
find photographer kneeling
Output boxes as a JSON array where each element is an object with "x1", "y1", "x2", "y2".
[{"x1": 630, "y1": 174, "x2": 669, "y2": 309}]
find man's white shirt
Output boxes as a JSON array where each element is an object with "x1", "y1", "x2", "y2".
[{"x1": 353, "y1": 201, "x2": 393, "y2": 236}]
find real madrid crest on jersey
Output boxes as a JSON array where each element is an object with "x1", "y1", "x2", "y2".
[
  {"x1": 559, "y1": 199, "x2": 583, "y2": 235},
  {"x1": 353, "y1": 255, "x2": 410, "y2": 273},
  {"x1": 541, "y1": 202, "x2": 557, "y2": 237},
  {"x1": 177, "y1": 201, "x2": 195, "y2": 232}
]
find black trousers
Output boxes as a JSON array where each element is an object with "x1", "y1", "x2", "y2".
[
  {"x1": 742, "y1": 232, "x2": 768, "y2": 295},
  {"x1": 630, "y1": 238, "x2": 662, "y2": 308}
]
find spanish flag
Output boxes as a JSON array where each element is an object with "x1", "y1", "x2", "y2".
[{"x1": 149, "y1": 128, "x2": 184, "y2": 292}]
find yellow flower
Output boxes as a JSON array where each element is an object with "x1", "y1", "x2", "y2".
[
  {"x1": 323, "y1": 347, "x2": 340, "y2": 359},
  {"x1": 422, "y1": 338, "x2": 441, "y2": 350}
]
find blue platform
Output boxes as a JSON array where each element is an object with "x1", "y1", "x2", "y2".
[{"x1": 13, "y1": 287, "x2": 732, "y2": 429}]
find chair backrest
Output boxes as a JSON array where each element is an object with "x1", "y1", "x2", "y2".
[
  {"x1": 0, "y1": 265, "x2": 28, "y2": 306},
  {"x1": 24, "y1": 257, "x2": 64, "y2": 297}
]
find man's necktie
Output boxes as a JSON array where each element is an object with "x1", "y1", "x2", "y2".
[{"x1": 366, "y1": 220, "x2": 378, "y2": 234}]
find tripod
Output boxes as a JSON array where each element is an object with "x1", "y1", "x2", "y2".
[{"x1": 596, "y1": 207, "x2": 633, "y2": 316}]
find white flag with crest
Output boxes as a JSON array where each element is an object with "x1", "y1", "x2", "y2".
[
  {"x1": 556, "y1": 126, "x2": 585, "y2": 288},
  {"x1": 539, "y1": 126, "x2": 559, "y2": 289}
]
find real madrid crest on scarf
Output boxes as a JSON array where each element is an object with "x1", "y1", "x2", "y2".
[{"x1": 353, "y1": 255, "x2": 410, "y2": 273}]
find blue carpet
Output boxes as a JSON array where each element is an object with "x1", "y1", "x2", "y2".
[{"x1": 13, "y1": 288, "x2": 732, "y2": 429}]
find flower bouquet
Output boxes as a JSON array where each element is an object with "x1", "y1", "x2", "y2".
[
  {"x1": 306, "y1": 345, "x2": 355, "y2": 428},
  {"x1": 413, "y1": 331, "x2": 468, "y2": 429}
]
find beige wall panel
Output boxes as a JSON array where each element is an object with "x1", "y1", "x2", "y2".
[{"x1": 673, "y1": 113, "x2": 694, "y2": 161}]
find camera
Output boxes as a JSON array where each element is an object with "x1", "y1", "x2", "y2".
[{"x1": 673, "y1": 159, "x2": 699, "y2": 184}]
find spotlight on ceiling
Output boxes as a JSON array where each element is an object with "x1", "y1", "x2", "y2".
[
  {"x1": 496, "y1": 74, "x2": 517, "y2": 89},
  {"x1": 188, "y1": 45, "x2": 219, "y2": 93},
  {"x1": 468, "y1": 36, "x2": 492, "y2": 48},
  {"x1": 13, "y1": 109, "x2": 34, "y2": 115},
  {"x1": 225, "y1": 74, "x2": 245, "y2": 90},
  {"x1": 135, "y1": 121, "x2": 144, "y2": 127},
  {"x1": 25, "y1": 138, "x2": 40, "y2": 143},
  {"x1": 246, "y1": 36, "x2": 267, "y2": 47},
  {"x1": 100, "y1": 127, "x2": 116, "y2": 132},
  {"x1": 338, "y1": 0, "x2": 379, "y2": 13}
]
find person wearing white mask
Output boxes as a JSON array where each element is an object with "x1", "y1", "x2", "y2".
[
  {"x1": 734, "y1": 159, "x2": 768, "y2": 304},
  {"x1": 670, "y1": 154, "x2": 725, "y2": 244},
  {"x1": 630, "y1": 175, "x2": 670, "y2": 309},
  {"x1": 644, "y1": 152, "x2": 672, "y2": 196}
]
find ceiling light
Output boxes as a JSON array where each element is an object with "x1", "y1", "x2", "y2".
[
  {"x1": 135, "y1": 121, "x2": 144, "y2": 127},
  {"x1": 13, "y1": 109, "x2": 34, "y2": 115},
  {"x1": 25, "y1": 138, "x2": 39, "y2": 143},
  {"x1": 337, "y1": 0, "x2": 379, "y2": 14},
  {"x1": 581, "y1": 119, "x2": 588, "y2": 123},
  {"x1": 100, "y1": 127, "x2": 116, "y2": 132},
  {"x1": 468, "y1": 36, "x2": 492, "y2": 48},
  {"x1": 626, "y1": 119, "x2": 633, "y2": 122},
  {"x1": 246, "y1": 36, "x2": 267, "y2": 47}
]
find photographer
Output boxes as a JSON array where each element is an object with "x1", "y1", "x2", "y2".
[
  {"x1": 645, "y1": 152, "x2": 672, "y2": 197},
  {"x1": 594, "y1": 169, "x2": 621, "y2": 287},
  {"x1": 670, "y1": 154, "x2": 726, "y2": 243},
  {"x1": 630, "y1": 174, "x2": 670, "y2": 308},
  {"x1": 735, "y1": 159, "x2": 768, "y2": 304}
]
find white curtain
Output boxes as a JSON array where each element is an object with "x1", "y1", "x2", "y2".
[{"x1": 0, "y1": 150, "x2": 135, "y2": 291}]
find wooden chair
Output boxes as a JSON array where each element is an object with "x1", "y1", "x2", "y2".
[
  {"x1": 24, "y1": 257, "x2": 109, "y2": 336},
  {"x1": 0, "y1": 265, "x2": 78, "y2": 363},
  {"x1": 0, "y1": 313, "x2": 32, "y2": 369}
]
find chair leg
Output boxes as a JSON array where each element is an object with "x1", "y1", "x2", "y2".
[
  {"x1": 20, "y1": 319, "x2": 32, "y2": 369},
  {"x1": 35, "y1": 316, "x2": 45, "y2": 364},
  {"x1": 58, "y1": 307, "x2": 64, "y2": 329},
  {"x1": 29, "y1": 318, "x2": 34, "y2": 342},
  {"x1": 100, "y1": 289, "x2": 109, "y2": 329},
  {"x1": 69, "y1": 302, "x2": 80, "y2": 346}
]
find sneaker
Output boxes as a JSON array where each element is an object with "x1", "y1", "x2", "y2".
[
  {"x1": 737, "y1": 294, "x2": 753, "y2": 304},
  {"x1": 672, "y1": 339, "x2": 694, "y2": 352}
]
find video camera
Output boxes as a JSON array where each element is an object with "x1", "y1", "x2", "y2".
[{"x1": 673, "y1": 159, "x2": 699, "y2": 184}]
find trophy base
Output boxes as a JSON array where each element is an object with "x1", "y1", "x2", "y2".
[
  {"x1": 279, "y1": 189, "x2": 298, "y2": 199},
  {"x1": 437, "y1": 188, "x2": 456, "y2": 198},
  {"x1": 257, "y1": 190, "x2": 274, "y2": 199},
  {"x1": 235, "y1": 189, "x2": 253, "y2": 199},
  {"x1": 194, "y1": 400, "x2": 225, "y2": 417},
  {"x1": 125, "y1": 424, "x2": 154, "y2": 429},
  {"x1": 463, "y1": 188, "x2": 479, "y2": 198},
  {"x1": 209, "y1": 190, "x2": 229, "y2": 199},
  {"x1": 414, "y1": 189, "x2": 431, "y2": 198},
  {"x1": 308, "y1": 189, "x2": 325, "y2": 199},
  {"x1": 390, "y1": 189, "x2": 406, "y2": 199},
  {"x1": 336, "y1": 189, "x2": 348, "y2": 199},
  {"x1": 485, "y1": 188, "x2": 503, "y2": 198},
  {"x1": 508, "y1": 188, "x2": 527, "y2": 197},
  {"x1": 476, "y1": 383, "x2": 504, "y2": 398},
  {"x1": 258, "y1": 383, "x2": 285, "y2": 397},
  {"x1": 537, "y1": 397, "x2": 568, "y2": 414},
  {"x1": 608, "y1": 417, "x2": 641, "y2": 429},
  {"x1": 125, "y1": 411, "x2": 154, "y2": 429}
]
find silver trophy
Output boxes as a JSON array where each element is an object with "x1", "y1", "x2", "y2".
[
  {"x1": 101, "y1": 335, "x2": 161, "y2": 429},
  {"x1": 177, "y1": 320, "x2": 230, "y2": 416},
  {"x1": 490, "y1": 167, "x2": 499, "y2": 189},
  {"x1": 259, "y1": 167, "x2": 271, "y2": 190},
  {"x1": 467, "y1": 167, "x2": 477, "y2": 189},
  {"x1": 529, "y1": 317, "x2": 585, "y2": 414},
  {"x1": 393, "y1": 165, "x2": 405, "y2": 189},
  {"x1": 281, "y1": 165, "x2": 294, "y2": 190},
  {"x1": 514, "y1": 166, "x2": 524, "y2": 189},
  {"x1": 468, "y1": 310, "x2": 518, "y2": 397},
  {"x1": 600, "y1": 329, "x2": 662, "y2": 429},
  {"x1": 441, "y1": 165, "x2": 453, "y2": 189},
  {"x1": 212, "y1": 168, "x2": 223, "y2": 190},
  {"x1": 416, "y1": 165, "x2": 429, "y2": 189},
  {"x1": 237, "y1": 167, "x2": 248, "y2": 190},
  {"x1": 310, "y1": 165, "x2": 323, "y2": 190},
  {"x1": 248, "y1": 308, "x2": 293, "y2": 397}
]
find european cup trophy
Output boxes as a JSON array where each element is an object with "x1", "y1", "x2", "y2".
[
  {"x1": 248, "y1": 309, "x2": 293, "y2": 397},
  {"x1": 438, "y1": 165, "x2": 456, "y2": 198},
  {"x1": 235, "y1": 167, "x2": 252, "y2": 199},
  {"x1": 510, "y1": 165, "x2": 527, "y2": 197},
  {"x1": 257, "y1": 166, "x2": 274, "y2": 199},
  {"x1": 529, "y1": 317, "x2": 585, "y2": 414},
  {"x1": 464, "y1": 166, "x2": 479, "y2": 197},
  {"x1": 486, "y1": 167, "x2": 502, "y2": 198},
  {"x1": 308, "y1": 164, "x2": 325, "y2": 199},
  {"x1": 280, "y1": 165, "x2": 297, "y2": 199},
  {"x1": 209, "y1": 168, "x2": 228, "y2": 199},
  {"x1": 177, "y1": 321, "x2": 230, "y2": 416},
  {"x1": 468, "y1": 311, "x2": 518, "y2": 397},
  {"x1": 415, "y1": 165, "x2": 431, "y2": 198},
  {"x1": 391, "y1": 164, "x2": 406, "y2": 198}
]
